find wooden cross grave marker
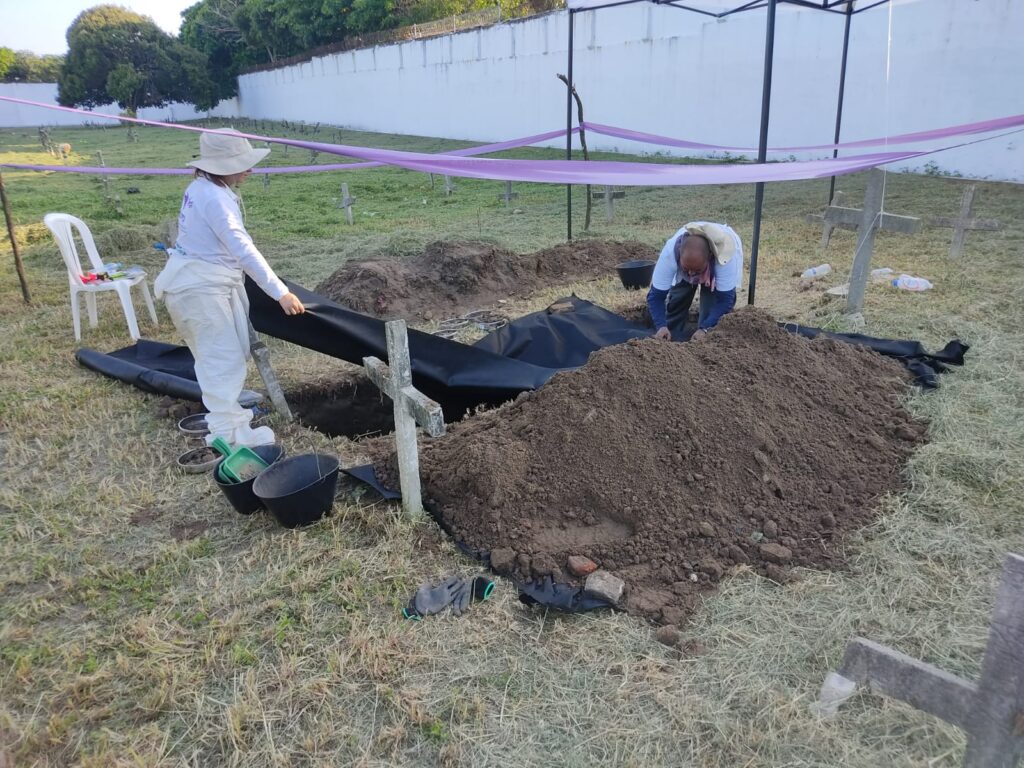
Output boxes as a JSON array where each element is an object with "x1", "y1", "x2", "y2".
[
  {"x1": 498, "y1": 180, "x2": 518, "y2": 207},
  {"x1": 930, "y1": 184, "x2": 1001, "y2": 259},
  {"x1": 825, "y1": 169, "x2": 922, "y2": 315},
  {"x1": 363, "y1": 320, "x2": 446, "y2": 516},
  {"x1": 806, "y1": 190, "x2": 857, "y2": 248},
  {"x1": 814, "y1": 552, "x2": 1024, "y2": 768},
  {"x1": 337, "y1": 183, "x2": 356, "y2": 225},
  {"x1": 591, "y1": 185, "x2": 626, "y2": 221}
]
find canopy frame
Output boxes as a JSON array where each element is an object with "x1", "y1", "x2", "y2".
[{"x1": 564, "y1": 0, "x2": 895, "y2": 304}]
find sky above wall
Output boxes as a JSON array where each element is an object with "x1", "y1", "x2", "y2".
[{"x1": 0, "y1": 0, "x2": 196, "y2": 55}]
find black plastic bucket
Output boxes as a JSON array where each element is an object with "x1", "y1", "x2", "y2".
[
  {"x1": 616, "y1": 259, "x2": 656, "y2": 290},
  {"x1": 213, "y1": 444, "x2": 286, "y2": 515},
  {"x1": 253, "y1": 453, "x2": 340, "y2": 528}
]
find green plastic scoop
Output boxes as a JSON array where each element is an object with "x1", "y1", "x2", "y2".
[{"x1": 211, "y1": 437, "x2": 269, "y2": 483}]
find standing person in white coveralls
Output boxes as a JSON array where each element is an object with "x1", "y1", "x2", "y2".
[{"x1": 154, "y1": 130, "x2": 305, "y2": 448}]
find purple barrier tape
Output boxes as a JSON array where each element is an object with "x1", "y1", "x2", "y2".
[
  {"x1": 0, "y1": 96, "x2": 970, "y2": 186},
  {"x1": 582, "y1": 114, "x2": 1024, "y2": 153}
]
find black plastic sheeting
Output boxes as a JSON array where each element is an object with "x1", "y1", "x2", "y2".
[
  {"x1": 246, "y1": 279, "x2": 575, "y2": 418},
  {"x1": 76, "y1": 282, "x2": 966, "y2": 412},
  {"x1": 779, "y1": 323, "x2": 968, "y2": 389},
  {"x1": 76, "y1": 340, "x2": 202, "y2": 401},
  {"x1": 472, "y1": 297, "x2": 648, "y2": 367}
]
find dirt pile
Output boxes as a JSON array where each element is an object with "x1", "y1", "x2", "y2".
[
  {"x1": 316, "y1": 239, "x2": 656, "y2": 320},
  {"x1": 380, "y1": 308, "x2": 925, "y2": 625}
]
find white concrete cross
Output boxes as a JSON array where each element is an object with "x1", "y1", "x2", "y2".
[
  {"x1": 816, "y1": 552, "x2": 1024, "y2": 768},
  {"x1": 930, "y1": 184, "x2": 1001, "y2": 259},
  {"x1": 363, "y1": 320, "x2": 446, "y2": 516}
]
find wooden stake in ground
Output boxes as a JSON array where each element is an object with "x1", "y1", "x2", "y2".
[
  {"x1": 840, "y1": 169, "x2": 921, "y2": 315},
  {"x1": 815, "y1": 552, "x2": 1024, "y2": 768},
  {"x1": 592, "y1": 185, "x2": 625, "y2": 222},
  {"x1": 498, "y1": 180, "x2": 518, "y2": 208},
  {"x1": 0, "y1": 171, "x2": 32, "y2": 304},
  {"x1": 363, "y1": 320, "x2": 445, "y2": 517},
  {"x1": 337, "y1": 183, "x2": 356, "y2": 225},
  {"x1": 930, "y1": 184, "x2": 1001, "y2": 259},
  {"x1": 246, "y1": 321, "x2": 292, "y2": 420},
  {"x1": 557, "y1": 73, "x2": 593, "y2": 231}
]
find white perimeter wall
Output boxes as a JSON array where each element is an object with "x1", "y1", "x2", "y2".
[
  {"x1": 235, "y1": 0, "x2": 1024, "y2": 180},
  {"x1": 0, "y1": 82, "x2": 240, "y2": 127},
  {"x1": 0, "y1": 83, "x2": 118, "y2": 127}
]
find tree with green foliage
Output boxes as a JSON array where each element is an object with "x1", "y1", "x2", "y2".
[
  {"x1": 0, "y1": 48, "x2": 14, "y2": 80},
  {"x1": 0, "y1": 48, "x2": 65, "y2": 83},
  {"x1": 58, "y1": 5, "x2": 216, "y2": 111}
]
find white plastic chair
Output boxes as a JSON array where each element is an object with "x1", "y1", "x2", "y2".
[{"x1": 44, "y1": 213, "x2": 158, "y2": 342}]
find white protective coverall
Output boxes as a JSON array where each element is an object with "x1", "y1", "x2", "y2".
[{"x1": 154, "y1": 176, "x2": 288, "y2": 446}]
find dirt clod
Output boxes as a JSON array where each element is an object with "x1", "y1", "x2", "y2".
[
  {"x1": 567, "y1": 555, "x2": 599, "y2": 577},
  {"x1": 655, "y1": 625, "x2": 682, "y2": 647},
  {"x1": 758, "y1": 543, "x2": 793, "y2": 564}
]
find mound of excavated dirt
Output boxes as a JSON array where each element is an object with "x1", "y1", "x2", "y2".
[
  {"x1": 316, "y1": 240, "x2": 657, "y2": 320},
  {"x1": 378, "y1": 308, "x2": 925, "y2": 625}
]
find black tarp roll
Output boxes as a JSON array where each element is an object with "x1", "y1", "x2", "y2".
[{"x1": 76, "y1": 340, "x2": 203, "y2": 401}]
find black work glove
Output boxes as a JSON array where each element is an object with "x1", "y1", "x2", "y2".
[{"x1": 404, "y1": 576, "x2": 461, "y2": 620}]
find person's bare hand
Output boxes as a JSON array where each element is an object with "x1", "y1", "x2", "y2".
[
  {"x1": 654, "y1": 326, "x2": 671, "y2": 341},
  {"x1": 692, "y1": 329, "x2": 708, "y2": 341},
  {"x1": 279, "y1": 292, "x2": 305, "y2": 316}
]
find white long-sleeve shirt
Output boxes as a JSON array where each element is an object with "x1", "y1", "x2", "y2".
[{"x1": 173, "y1": 176, "x2": 288, "y2": 300}]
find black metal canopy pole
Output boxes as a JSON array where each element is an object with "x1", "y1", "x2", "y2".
[
  {"x1": 827, "y1": 1, "x2": 854, "y2": 204},
  {"x1": 746, "y1": 0, "x2": 777, "y2": 306},
  {"x1": 566, "y1": 10, "x2": 575, "y2": 241}
]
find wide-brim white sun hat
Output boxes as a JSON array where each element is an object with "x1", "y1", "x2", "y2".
[{"x1": 187, "y1": 129, "x2": 270, "y2": 176}]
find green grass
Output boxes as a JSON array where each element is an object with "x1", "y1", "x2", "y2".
[{"x1": 1, "y1": 120, "x2": 1023, "y2": 766}]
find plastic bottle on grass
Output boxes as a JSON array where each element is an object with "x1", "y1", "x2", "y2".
[
  {"x1": 870, "y1": 267, "x2": 894, "y2": 281},
  {"x1": 892, "y1": 274, "x2": 933, "y2": 292},
  {"x1": 801, "y1": 263, "x2": 832, "y2": 279}
]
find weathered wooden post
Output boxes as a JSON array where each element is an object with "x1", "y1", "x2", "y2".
[
  {"x1": 842, "y1": 169, "x2": 921, "y2": 315},
  {"x1": 338, "y1": 183, "x2": 356, "y2": 225},
  {"x1": 96, "y1": 150, "x2": 110, "y2": 198},
  {"x1": 815, "y1": 552, "x2": 1024, "y2": 768},
  {"x1": 590, "y1": 186, "x2": 625, "y2": 222},
  {"x1": 444, "y1": 176, "x2": 454, "y2": 197},
  {"x1": 0, "y1": 170, "x2": 31, "y2": 304},
  {"x1": 363, "y1": 320, "x2": 446, "y2": 517},
  {"x1": 930, "y1": 185, "x2": 1001, "y2": 259},
  {"x1": 498, "y1": 181, "x2": 518, "y2": 208},
  {"x1": 247, "y1": 321, "x2": 292, "y2": 420}
]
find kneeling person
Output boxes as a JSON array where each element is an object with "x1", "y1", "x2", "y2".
[{"x1": 647, "y1": 221, "x2": 743, "y2": 341}]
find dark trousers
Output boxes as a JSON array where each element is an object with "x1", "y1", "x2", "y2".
[{"x1": 666, "y1": 281, "x2": 705, "y2": 341}]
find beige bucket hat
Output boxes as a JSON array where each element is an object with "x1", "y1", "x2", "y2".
[
  {"x1": 683, "y1": 222, "x2": 737, "y2": 265},
  {"x1": 187, "y1": 129, "x2": 269, "y2": 176}
]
